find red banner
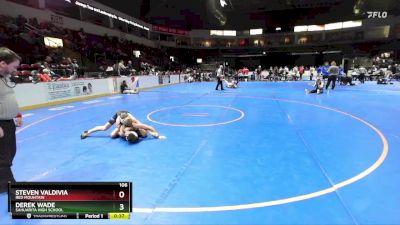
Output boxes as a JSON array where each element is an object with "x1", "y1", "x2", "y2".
[{"x1": 152, "y1": 25, "x2": 189, "y2": 36}]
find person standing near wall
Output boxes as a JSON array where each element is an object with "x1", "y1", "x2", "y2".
[
  {"x1": 256, "y1": 65, "x2": 262, "y2": 80},
  {"x1": 299, "y1": 65, "x2": 305, "y2": 81},
  {"x1": 0, "y1": 47, "x2": 22, "y2": 193}
]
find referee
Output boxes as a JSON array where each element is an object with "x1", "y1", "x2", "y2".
[
  {"x1": 215, "y1": 64, "x2": 225, "y2": 90},
  {"x1": 0, "y1": 47, "x2": 21, "y2": 193}
]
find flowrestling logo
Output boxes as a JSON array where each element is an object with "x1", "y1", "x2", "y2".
[{"x1": 367, "y1": 11, "x2": 388, "y2": 18}]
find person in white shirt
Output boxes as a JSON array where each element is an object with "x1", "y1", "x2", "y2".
[
  {"x1": 306, "y1": 75, "x2": 324, "y2": 94},
  {"x1": 117, "y1": 60, "x2": 127, "y2": 76},
  {"x1": 292, "y1": 66, "x2": 298, "y2": 81}
]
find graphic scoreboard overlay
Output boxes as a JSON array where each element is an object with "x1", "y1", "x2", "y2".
[{"x1": 8, "y1": 182, "x2": 132, "y2": 219}]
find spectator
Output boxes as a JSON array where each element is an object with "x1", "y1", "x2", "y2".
[
  {"x1": 306, "y1": 75, "x2": 324, "y2": 94},
  {"x1": 120, "y1": 80, "x2": 129, "y2": 93},
  {"x1": 105, "y1": 63, "x2": 114, "y2": 76},
  {"x1": 39, "y1": 69, "x2": 52, "y2": 82},
  {"x1": 299, "y1": 65, "x2": 305, "y2": 80},
  {"x1": 71, "y1": 58, "x2": 79, "y2": 75}
]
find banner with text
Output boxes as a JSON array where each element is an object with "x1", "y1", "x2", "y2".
[{"x1": 45, "y1": 79, "x2": 110, "y2": 101}]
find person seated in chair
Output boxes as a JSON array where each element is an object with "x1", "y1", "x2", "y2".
[
  {"x1": 120, "y1": 79, "x2": 139, "y2": 94},
  {"x1": 377, "y1": 70, "x2": 393, "y2": 85}
]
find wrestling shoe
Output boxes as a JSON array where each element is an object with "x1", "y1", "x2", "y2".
[{"x1": 80, "y1": 131, "x2": 89, "y2": 139}]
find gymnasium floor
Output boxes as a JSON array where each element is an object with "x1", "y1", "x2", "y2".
[{"x1": 1, "y1": 81, "x2": 400, "y2": 225}]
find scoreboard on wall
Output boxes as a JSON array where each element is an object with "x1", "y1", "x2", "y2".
[{"x1": 8, "y1": 182, "x2": 132, "y2": 220}]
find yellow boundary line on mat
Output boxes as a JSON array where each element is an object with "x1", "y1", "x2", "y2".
[{"x1": 132, "y1": 97, "x2": 389, "y2": 213}]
